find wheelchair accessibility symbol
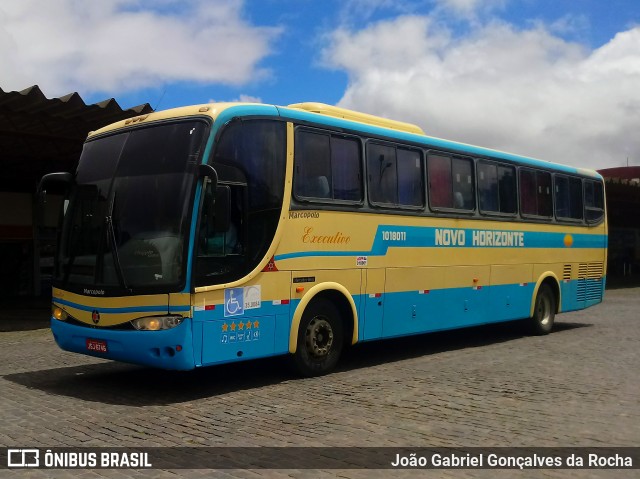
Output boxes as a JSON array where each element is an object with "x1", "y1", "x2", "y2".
[{"x1": 224, "y1": 288, "x2": 244, "y2": 317}]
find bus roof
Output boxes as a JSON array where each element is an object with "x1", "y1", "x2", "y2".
[
  {"x1": 88, "y1": 101, "x2": 601, "y2": 180},
  {"x1": 287, "y1": 102, "x2": 426, "y2": 135}
]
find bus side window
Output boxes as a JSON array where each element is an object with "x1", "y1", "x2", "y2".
[
  {"x1": 537, "y1": 171, "x2": 553, "y2": 217},
  {"x1": 452, "y1": 157, "x2": 474, "y2": 210},
  {"x1": 497, "y1": 165, "x2": 517, "y2": 214},
  {"x1": 428, "y1": 154, "x2": 452, "y2": 208},
  {"x1": 428, "y1": 154, "x2": 474, "y2": 211},
  {"x1": 568, "y1": 176, "x2": 584, "y2": 219},
  {"x1": 368, "y1": 143, "x2": 423, "y2": 208},
  {"x1": 397, "y1": 148, "x2": 424, "y2": 207},
  {"x1": 306, "y1": 176, "x2": 330, "y2": 198},
  {"x1": 478, "y1": 162, "x2": 499, "y2": 212},
  {"x1": 478, "y1": 161, "x2": 517, "y2": 215},
  {"x1": 367, "y1": 142, "x2": 397, "y2": 206},
  {"x1": 555, "y1": 175, "x2": 583, "y2": 220},
  {"x1": 584, "y1": 179, "x2": 605, "y2": 223},
  {"x1": 294, "y1": 130, "x2": 362, "y2": 203},
  {"x1": 294, "y1": 130, "x2": 331, "y2": 200},
  {"x1": 555, "y1": 175, "x2": 570, "y2": 218},
  {"x1": 520, "y1": 169, "x2": 537, "y2": 216},
  {"x1": 520, "y1": 168, "x2": 552, "y2": 218},
  {"x1": 331, "y1": 137, "x2": 362, "y2": 202}
]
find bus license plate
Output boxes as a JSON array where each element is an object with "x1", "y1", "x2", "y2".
[{"x1": 86, "y1": 338, "x2": 108, "y2": 353}]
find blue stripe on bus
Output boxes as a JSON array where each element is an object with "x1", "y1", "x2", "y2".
[
  {"x1": 360, "y1": 277, "x2": 605, "y2": 341},
  {"x1": 54, "y1": 298, "x2": 190, "y2": 314},
  {"x1": 276, "y1": 225, "x2": 607, "y2": 261}
]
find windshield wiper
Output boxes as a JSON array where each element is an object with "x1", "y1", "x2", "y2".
[{"x1": 105, "y1": 215, "x2": 131, "y2": 293}]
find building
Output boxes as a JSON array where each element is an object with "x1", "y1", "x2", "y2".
[
  {"x1": 0, "y1": 86, "x2": 152, "y2": 299},
  {"x1": 598, "y1": 167, "x2": 640, "y2": 281}
]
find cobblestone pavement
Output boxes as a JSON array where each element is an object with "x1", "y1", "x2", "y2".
[{"x1": 0, "y1": 288, "x2": 638, "y2": 479}]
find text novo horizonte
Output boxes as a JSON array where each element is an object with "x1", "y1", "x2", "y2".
[{"x1": 435, "y1": 228, "x2": 525, "y2": 247}]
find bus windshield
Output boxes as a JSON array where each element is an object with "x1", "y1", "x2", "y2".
[{"x1": 55, "y1": 121, "x2": 207, "y2": 295}]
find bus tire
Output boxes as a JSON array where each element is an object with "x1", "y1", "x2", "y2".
[
  {"x1": 529, "y1": 283, "x2": 556, "y2": 335},
  {"x1": 292, "y1": 298, "x2": 344, "y2": 377}
]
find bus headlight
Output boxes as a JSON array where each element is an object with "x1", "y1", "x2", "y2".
[{"x1": 131, "y1": 315, "x2": 184, "y2": 331}]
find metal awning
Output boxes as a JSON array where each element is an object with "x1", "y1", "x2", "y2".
[{"x1": 0, "y1": 85, "x2": 153, "y2": 193}]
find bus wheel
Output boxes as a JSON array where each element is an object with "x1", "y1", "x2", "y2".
[
  {"x1": 292, "y1": 298, "x2": 344, "y2": 377},
  {"x1": 529, "y1": 283, "x2": 556, "y2": 335}
]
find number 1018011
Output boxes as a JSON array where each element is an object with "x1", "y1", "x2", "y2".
[{"x1": 382, "y1": 230, "x2": 407, "y2": 241}]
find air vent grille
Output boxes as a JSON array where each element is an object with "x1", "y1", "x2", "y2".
[
  {"x1": 563, "y1": 264, "x2": 572, "y2": 281},
  {"x1": 578, "y1": 262, "x2": 604, "y2": 279},
  {"x1": 576, "y1": 262, "x2": 604, "y2": 303}
]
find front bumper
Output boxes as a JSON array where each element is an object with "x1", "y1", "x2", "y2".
[{"x1": 50, "y1": 317, "x2": 196, "y2": 370}]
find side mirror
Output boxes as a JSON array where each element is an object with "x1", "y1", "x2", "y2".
[
  {"x1": 213, "y1": 186, "x2": 231, "y2": 233},
  {"x1": 197, "y1": 164, "x2": 218, "y2": 185},
  {"x1": 38, "y1": 172, "x2": 73, "y2": 193},
  {"x1": 38, "y1": 172, "x2": 73, "y2": 205},
  {"x1": 202, "y1": 183, "x2": 231, "y2": 233}
]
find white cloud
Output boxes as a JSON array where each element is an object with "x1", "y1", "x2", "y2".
[
  {"x1": 431, "y1": 0, "x2": 508, "y2": 26},
  {"x1": 338, "y1": 0, "x2": 418, "y2": 20},
  {"x1": 338, "y1": 0, "x2": 506, "y2": 22},
  {"x1": 323, "y1": 15, "x2": 640, "y2": 169},
  {"x1": 0, "y1": 0, "x2": 281, "y2": 97},
  {"x1": 233, "y1": 94, "x2": 263, "y2": 103},
  {"x1": 208, "y1": 94, "x2": 263, "y2": 103},
  {"x1": 548, "y1": 13, "x2": 590, "y2": 38},
  {"x1": 435, "y1": 0, "x2": 505, "y2": 18}
]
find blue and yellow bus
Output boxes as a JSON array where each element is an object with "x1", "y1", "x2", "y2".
[{"x1": 40, "y1": 102, "x2": 607, "y2": 376}]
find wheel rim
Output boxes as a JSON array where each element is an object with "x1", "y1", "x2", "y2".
[
  {"x1": 537, "y1": 294, "x2": 552, "y2": 326},
  {"x1": 305, "y1": 316, "x2": 334, "y2": 358}
]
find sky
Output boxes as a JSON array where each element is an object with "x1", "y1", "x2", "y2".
[{"x1": 1, "y1": 0, "x2": 640, "y2": 170}]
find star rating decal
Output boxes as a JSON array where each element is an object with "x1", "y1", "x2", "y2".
[{"x1": 220, "y1": 321, "x2": 260, "y2": 333}]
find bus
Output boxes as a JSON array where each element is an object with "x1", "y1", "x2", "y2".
[{"x1": 40, "y1": 102, "x2": 607, "y2": 376}]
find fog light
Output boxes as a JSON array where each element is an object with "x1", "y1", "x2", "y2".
[
  {"x1": 53, "y1": 307, "x2": 68, "y2": 321},
  {"x1": 131, "y1": 315, "x2": 184, "y2": 331},
  {"x1": 147, "y1": 318, "x2": 161, "y2": 331}
]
